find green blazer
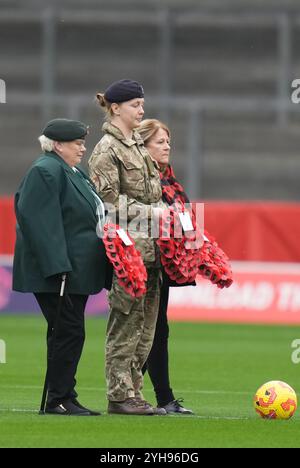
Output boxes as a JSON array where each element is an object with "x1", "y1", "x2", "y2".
[{"x1": 13, "y1": 151, "x2": 107, "y2": 294}]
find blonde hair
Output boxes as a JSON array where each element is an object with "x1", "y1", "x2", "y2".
[
  {"x1": 95, "y1": 92, "x2": 114, "y2": 121},
  {"x1": 138, "y1": 119, "x2": 170, "y2": 145},
  {"x1": 38, "y1": 135, "x2": 55, "y2": 152}
]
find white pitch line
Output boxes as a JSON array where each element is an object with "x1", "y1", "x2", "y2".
[
  {"x1": 175, "y1": 415, "x2": 250, "y2": 420},
  {"x1": 0, "y1": 407, "x2": 250, "y2": 420}
]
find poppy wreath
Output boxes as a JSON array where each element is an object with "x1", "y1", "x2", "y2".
[
  {"x1": 199, "y1": 230, "x2": 233, "y2": 289},
  {"x1": 157, "y1": 207, "x2": 233, "y2": 288},
  {"x1": 157, "y1": 203, "x2": 202, "y2": 284},
  {"x1": 103, "y1": 223, "x2": 147, "y2": 297},
  {"x1": 157, "y1": 164, "x2": 233, "y2": 289}
]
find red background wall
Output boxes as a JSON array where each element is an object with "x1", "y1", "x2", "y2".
[
  {"x1": 1, "y1": 197, "x2": 300, "y2": 261},
  {"x1": 0, "y1": 197, "x2": 15, "y2": 255},
  {"x1": 204, "y1": 201, "x2": 300, "y2": 262}
]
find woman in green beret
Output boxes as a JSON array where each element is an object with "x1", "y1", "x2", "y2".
[{"x1": 13, "y1": 118, "x2": 107, "y2": 416}]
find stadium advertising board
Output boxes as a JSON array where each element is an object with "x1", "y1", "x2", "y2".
[{"x1": 1, "y1": 259, "x2": 300, "y2": 324}]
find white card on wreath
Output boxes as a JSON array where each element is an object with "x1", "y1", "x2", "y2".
[
  {"x1": 116, "y1": 229, "x2": 133, "y2": 246},
  {"x1": 178, "y1": 211, "x2": 194, "y2": 232}
]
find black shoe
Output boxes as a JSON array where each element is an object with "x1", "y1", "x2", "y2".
[
  {"x1": 160, "y1": 398, "x2": 194, "y2": 415},
  {"x1": 71, "y1": 398, "x2": 101, "y2": 416},
  {"x1": 44, "y1": 399, "x2": 99, "y2": 416}
]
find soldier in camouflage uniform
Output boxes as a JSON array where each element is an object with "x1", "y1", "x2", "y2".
[{"x1": 88, "y1": 80, "x2": 166, "y2": 415}]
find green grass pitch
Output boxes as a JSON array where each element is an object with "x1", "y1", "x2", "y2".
[{"x1": 1, "y1": 314, "x2": 300, "y2": 448}]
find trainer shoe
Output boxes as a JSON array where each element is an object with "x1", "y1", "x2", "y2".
[
  {"x1": 160, "y1": 398, "x2": 194, "y2": 415},
  {"x1": 108, "y1": 397, "x2": 154, "y2": 415}
]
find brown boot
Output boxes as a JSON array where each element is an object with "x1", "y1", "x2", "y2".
[
  {"x1": 108, "y1": 397, "x2": 154, "y2": 415},
  {"x1": 134, "y1": 398, "x2": 167, "y2": 415}
]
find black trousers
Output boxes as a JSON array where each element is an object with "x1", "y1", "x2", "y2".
[
  {"x1": 143, "y1": 281, "x2": 175, "y2": 406},
  {"x1": 34, "y1": 293, "x2": 88, "y2": 407}
]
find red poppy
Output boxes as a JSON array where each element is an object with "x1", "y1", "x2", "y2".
[
  {"x1": 156, "y1": 209, "x2": 233, "y2": 288},
  {"x1": 103, "y1": 223, "x2": 147, "y2": 297}
]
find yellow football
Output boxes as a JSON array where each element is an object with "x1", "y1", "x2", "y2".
[{"x1": 254, "y1": 380, "x2": 297, "y2": 419}]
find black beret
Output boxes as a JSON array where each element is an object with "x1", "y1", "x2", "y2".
[
  {"x1": 42, "y1": 118, "x2": 88, "y2": 141},
  {"x1": 104, "y1": 79, "x2": 144, "y2": 103}
]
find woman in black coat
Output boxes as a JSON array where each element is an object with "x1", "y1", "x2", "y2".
[{"x1": 139, "y1": 119, "x2": 194, "y2": 414}]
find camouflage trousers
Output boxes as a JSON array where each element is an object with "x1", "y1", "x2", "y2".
[{"x1": 106, "y1": 266, "x2": 161, "y2": 402}]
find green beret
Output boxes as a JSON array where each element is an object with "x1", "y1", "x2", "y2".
[{"x1": 42, "y1": 118, "x2": 88, "y2": 141}]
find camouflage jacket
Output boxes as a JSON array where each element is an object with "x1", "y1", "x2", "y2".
[{"x1": 88, "y1": 122, "x2": 164, "y2": 264}]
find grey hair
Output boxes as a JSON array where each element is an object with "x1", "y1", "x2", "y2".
[{"x1": 38, "y1": 135, "x2": 55, "y2": 152}]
